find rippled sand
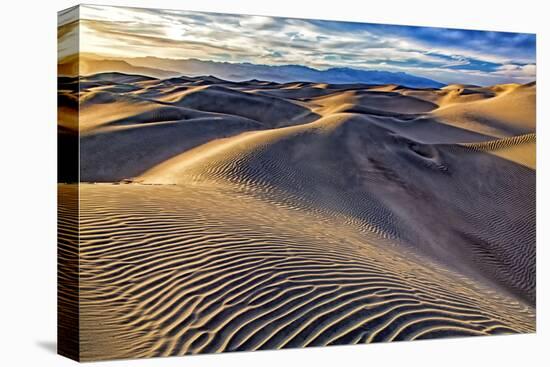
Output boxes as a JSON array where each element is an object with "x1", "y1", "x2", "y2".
[
  {"x1": 59, "y1": 183, "x2": 534, "y2": 361},
  {"x1": 58, "y1": 74, "x2": 535, "y2": 361}
]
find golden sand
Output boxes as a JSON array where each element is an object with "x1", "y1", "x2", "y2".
[
  {"x1": 60, "y1": 183, "x2": 534, "y2": 360},
  {"x1": 58, "y1": 73, "x2": 536, "y2": 361}
]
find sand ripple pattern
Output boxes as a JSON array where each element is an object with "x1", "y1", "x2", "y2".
[
  {"x1": 58, "y1": 185, "x2": 79, "y2": 360},
  {"x1": 141, "y1": 114, "x2": 535, "y2": 305},
  {"x1": 64, "y1": 184, "x2": 535, "y2": 361}
]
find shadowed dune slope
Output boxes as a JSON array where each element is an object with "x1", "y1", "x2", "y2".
[
  {"x1": 160, "y1": 85, "x2": 319, "y2": 127},
  {"x1": 74, "y1": 74, "x2": 322, "y2": 181},
  {"x1": 80, "y1": 113, "x2": 262, "y2": 182},
  {"x1": 312, "y1": 90, "x2": 438, "y2": 115},
  {"x1": 139, "y1": 113, "x2": 535, "y2": 306}
]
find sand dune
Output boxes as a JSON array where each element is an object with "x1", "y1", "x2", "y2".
[
  {"x1": 432, "y1": 83, "x2": 536, "y2": 138},
  {"x1": 139, "y1": 112, "x2": 535, "y2": 303},
  {"x1": 312, "y1": 90, "x2": 438, "y2": 115},
  {"x1": 58, "y1": 72, "x2": 536, "y2": 360},
  {"x1": 463, "y1": 133, "x2": 536, "y2": 169},
  {"x1": 60, "y1": 183, "x2": 534, "y2": 360},
  {"x1": 159, "y1": 85, "x2": 319, "y2": 127}
]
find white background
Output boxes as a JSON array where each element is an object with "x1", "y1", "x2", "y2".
[{"x1": 0, "y1": 0, "x2": 547, "y2": 365}]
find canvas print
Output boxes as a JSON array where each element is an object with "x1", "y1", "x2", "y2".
[{"x1": 57, "y1": 4, "x2": 536, "y2": 362}]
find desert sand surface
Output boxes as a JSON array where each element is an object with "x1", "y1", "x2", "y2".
[{"x1": 58, "y1": 72, "x2": 535, "y2": 361}]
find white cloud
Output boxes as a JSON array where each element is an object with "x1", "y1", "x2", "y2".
[
  {"x1": 493, "y1": 63, "x2": 536, "y2": 77},
  {"x1": 75, "y1": 5, "x2": 536, "y2": 85}
]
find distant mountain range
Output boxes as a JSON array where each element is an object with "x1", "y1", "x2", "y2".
[{"x1": 60, "y1": 53, "x2": 445, "y2": 88}]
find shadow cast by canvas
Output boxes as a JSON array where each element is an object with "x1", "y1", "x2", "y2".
[{"x1": 36, "y1": 340, "x2": 56, "y2": 354}]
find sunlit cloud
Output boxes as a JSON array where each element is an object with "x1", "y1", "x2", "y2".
[{"x1": 73, "y1": 4, "x2": 536, "y2": 85}]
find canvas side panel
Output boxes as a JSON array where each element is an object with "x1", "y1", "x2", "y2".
[{"x1": 57, "y1": 5, "x2": 80, "y2": 362}]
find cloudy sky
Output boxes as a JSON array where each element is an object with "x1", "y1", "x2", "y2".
[{"x1": 73, "y1": 5, "x2": 536, "y2": 85}]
